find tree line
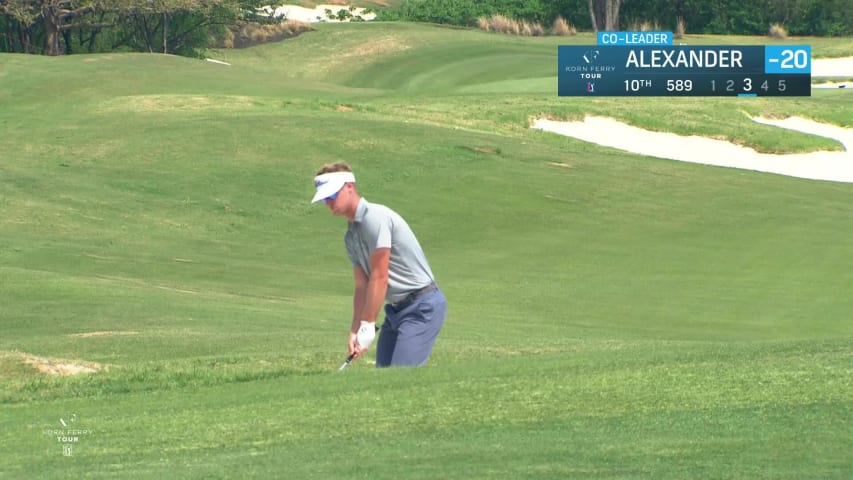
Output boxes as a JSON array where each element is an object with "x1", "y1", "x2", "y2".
[
  {"x1": 382, "y1": 0, "x2": 852, "y2": 36},
  {"x1": 0, "y1": 0, "x2": 268, "y2": 56},
  {"x1": 2, "y1": 0, "x2": 850, "y2": 57}
]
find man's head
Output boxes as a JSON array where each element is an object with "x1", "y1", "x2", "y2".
[{"x1": 311, "y1": 163, "x2": 359, "y2": 217}]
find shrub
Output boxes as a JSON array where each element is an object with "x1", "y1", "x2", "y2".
[
  {"x1": 477, "y1": 16, "x2": 491, "y2": 32},
  {"x1": 530, "y1": 22, "x2": 545, "y2": 37},
  {"x1": 388, "y1": 0, "x2": 548, "y2": 26},
  {"x1": 220, "y1": 29, "x2": 235, "y2": 49},
  {"x1": 476, "y1": 14, "x2": 546, "y2": 36},
  {"x1": 491, "y1": 14, "x2": 515, "y2": 34},
  {"x1": 769, "y1": 23, "x2": 788, "y2": 38},
  {"x1": 628, "y1": 20, "x2": 662, "y2": 31},
  {"x1": 551, "y1": 16, "x2": 576, "y2": 36},
  {"x1": 220, "y1": 20, "x2": 313, "y2": 49}
]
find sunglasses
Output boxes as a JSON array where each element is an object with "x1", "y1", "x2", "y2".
[{"x1": 324, "y1": 188, "x2": 342, "y2": 203}]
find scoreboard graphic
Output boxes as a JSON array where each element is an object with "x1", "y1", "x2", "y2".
[{"x1": 558, "y1": 35, "x2": 811, "y2": 97}]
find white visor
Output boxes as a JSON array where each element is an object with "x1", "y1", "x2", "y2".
[{"x1": 311, "y1": 171, "x2": 355, "y2": 203}]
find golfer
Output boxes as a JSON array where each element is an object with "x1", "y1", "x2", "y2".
[{"x1": 311, "y1": 163, "x2": 447, "y2": 367}]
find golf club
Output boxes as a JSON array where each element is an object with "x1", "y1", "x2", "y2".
[{"x1": 338, "y1": 353, "x2": 355, "y2": 371}]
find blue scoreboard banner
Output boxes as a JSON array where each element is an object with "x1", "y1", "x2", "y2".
[{"x1": 558, "y1": 45, "x2": 811, "y2": 96}]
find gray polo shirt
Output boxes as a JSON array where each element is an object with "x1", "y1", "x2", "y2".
[{"x1": 345, "y1": 198, "x2": 435, "y2": 304}]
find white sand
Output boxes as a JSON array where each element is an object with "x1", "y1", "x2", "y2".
[
  {"x1": 257, "y1": 4, "x2": 376, "y2": 22},
  {"x1": 812, "y1": 56, "x2": 853, "y2": 88},
  {"x1": 812, "y1": 56, "x2": 853, "y2": 77}
]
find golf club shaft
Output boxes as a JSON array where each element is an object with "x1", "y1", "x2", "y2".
[{"x1": 338, "y1": 353, "x2": 355, "y2": 371}]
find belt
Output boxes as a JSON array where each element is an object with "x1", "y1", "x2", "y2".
[{"x1": 390, "y1": 283, "x2": 438, "y2": 310}]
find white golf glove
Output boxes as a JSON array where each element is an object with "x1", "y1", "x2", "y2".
[{"x1": 356, "y1": 320, "x2": 376, "y2": 349}]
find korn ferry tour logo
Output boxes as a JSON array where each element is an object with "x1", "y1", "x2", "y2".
[
  {"x1": 42, "y1": 413, "x2": 94, "y2": 457},
  {"x1": 583, "y1": 49, "x2": 599, "y2": 64},
  {"x1": 560, "y1": 47, "x2": 618, "y2": 94}
]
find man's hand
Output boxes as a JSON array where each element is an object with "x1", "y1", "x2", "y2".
[
  {"x1": 349, "y1": 320, "x2": 376, "y2": 359},
  {"x1": 348, "y1": 332, "x2": 359, "y2": 358}
]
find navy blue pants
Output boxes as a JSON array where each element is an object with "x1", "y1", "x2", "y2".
[{"x1": 376, "y1": 288, "x2": 447, "y2": 367}]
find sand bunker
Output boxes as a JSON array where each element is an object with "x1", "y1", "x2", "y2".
[
  {"x1": 257, "y1": 4, "x2": 376, "y2": 22},
  {"x1": 812, "y1": 56, "x2": 853, "y2": 88},
  {"x1": 19, "y1": 353, "x2": 103, "y2": 376},
  {"x1": 532, "y1": 116, "x2": 853, "y2": 183},
  {"x1": 812, "y1": 56, "x2": 853, "y2": 78}
]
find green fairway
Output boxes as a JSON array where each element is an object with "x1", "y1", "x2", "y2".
[{"x1": 1, "y1": 22, "x2": 852, "y2": 479}]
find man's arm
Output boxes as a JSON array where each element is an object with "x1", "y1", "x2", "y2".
[
  {"x1": 349, "y1": 266, "x2": 368, "y2": 357},
  {"x1": 349, "y1": 248, "x2": 390, "y2": 357},
  {"x1": 352, "y1": 266, "x2": 368, "y2": 329},
  {"x1": 361, "y1": 247, "x2": 390, "y2": 323}
]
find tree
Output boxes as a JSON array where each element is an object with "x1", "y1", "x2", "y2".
[
  {"x1": 1, "y1": 0, "x2": 115, "y2": 54},
  {"x1": 1, "y1": 0, "x2": 97, "y2": 55},
  {"x1": 1, "y1": 0, "x2": 246, "y2": 55},
  {"x1": 1, "y1": 0, "x2": 41, "y2": 52},
  {"x1": 117, "y1": 0, "x2": 238, "y2": 54},
  {"x1": 587, "y1": 0, "x2": 621, "y2": 31},
  {"x1": 42, "y1": 0, "x2": 101, "y2": 54}
]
